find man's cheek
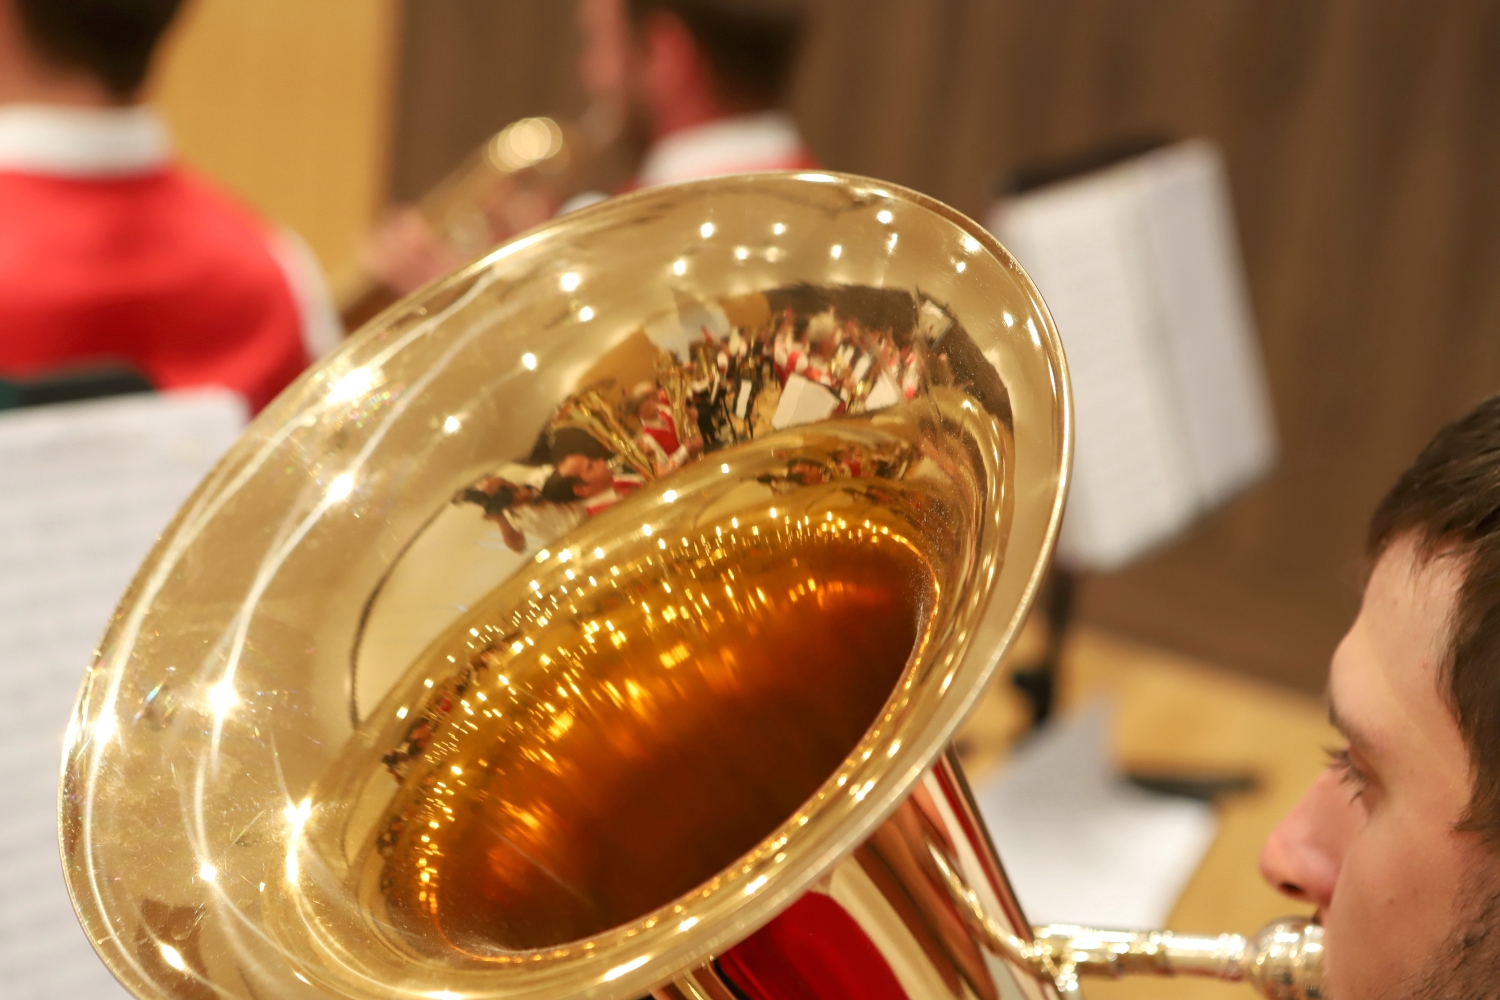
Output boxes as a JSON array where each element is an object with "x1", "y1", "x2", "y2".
[
  {"x1": 1322, "y1": 860, "x2": 1385, "y2": 999},
  {"x1": 1323, "y1": 824, "x2": 1437, "y2": 995}
]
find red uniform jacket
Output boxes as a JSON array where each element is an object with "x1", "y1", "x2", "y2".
[{"x1": 0, "y1": 167, "x2": 309, "y2": 412}]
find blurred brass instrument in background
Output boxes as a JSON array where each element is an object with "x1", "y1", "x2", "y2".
[
  {"x1": 61, "y1": 172, "x2": 1323, "y2": 1000},
  {"x1": 335, "y1": 113, "x2": 623, "y2": 330}
]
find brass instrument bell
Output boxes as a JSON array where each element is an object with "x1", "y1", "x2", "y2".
[{"x1": 60, "y1": 171, "x2": 1321, "y2": 1000}]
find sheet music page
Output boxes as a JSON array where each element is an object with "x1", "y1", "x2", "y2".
[
  {"x1": 974, "y1": 702, "x2": 1218, "y2": 928},
  {"x1": 1138, "y1": 141, "x2": 1277, "y2": 509},
  {"x1": 0, "y1": 390, "x2": 245, "y2": 1000},
  {"x1": 993, "y1": 139, "x2": 1275, "y2": 571},
  {"x1": 997, "y1": 174, "x2": 1200, "y2": 571}
]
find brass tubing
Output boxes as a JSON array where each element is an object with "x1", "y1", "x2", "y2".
[
  {"x1": 1024, "y1": 919, "x2": 1325, "y2": 999},
  {"x1": 1033, "y1": 920, "x2": 1325, "y2": 999},
  {"x1": 1030, "y1": 925, "x2": 1251, "y2": 979}
]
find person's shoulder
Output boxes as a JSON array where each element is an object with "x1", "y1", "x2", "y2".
[
  {"x1": 140, "y1": 165, "x2": 304, "y2": 299},
  {"x1": 0, "y1": 168, "x2": 266, "y2": 287},
  {"x1": 153, "y1": 164, "x2": 276, "y2": 245},
  {"x1": 0, "y1": 168, "x2": 130, "y2": 215}
]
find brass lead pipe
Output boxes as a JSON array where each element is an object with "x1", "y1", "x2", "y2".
[{"x1": 1031, "y1": 921, "x2": 1326, "y2": 1000}]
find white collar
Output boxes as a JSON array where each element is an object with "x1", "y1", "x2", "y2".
[
  {"x1": 0, "y1": 104, "x2": 170, "y2": 177},
  {"x1": 637, "y1": 111, "x2": 805, "y2": 188}
]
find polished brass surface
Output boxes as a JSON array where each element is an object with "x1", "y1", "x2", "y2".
[
  {"x1": 60, "y1": 170, "x2": 1317, "y2": 1000},
  {"x1": 1028, "y1": 919, "x2": 1325, "y2": 999},
  {"x1": 419, "y1": 530, "x2": 923, "y2": 952},
  {"x1": 64, "y1": 171, "x2": 1068, "y2": 1000},
  {"x1": 1022, "y1": 920, "x2": 1325, "y2": 1000},
  {"x1": 343, "y1": 473, "x2": 945, "y2": 954}
]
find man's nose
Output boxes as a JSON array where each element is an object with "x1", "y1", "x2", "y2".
[{"x1": 1258, "y1": 767, "x2": 1359, "y2": 909}]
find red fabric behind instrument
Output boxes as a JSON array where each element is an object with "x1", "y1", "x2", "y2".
[
  {"x1": 0, "y1": 167, "x2": 308, "y2": 412},
  {"x1": 717, "y1": 893, "x2": 911, "y2": 1000}
]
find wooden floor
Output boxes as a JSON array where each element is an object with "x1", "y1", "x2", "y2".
[{"x1": 955, "y1": 623, "x2": 1336, "y2": 1000}]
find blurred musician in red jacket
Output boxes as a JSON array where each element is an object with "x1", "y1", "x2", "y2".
[
  {"x1": 0, "y1": 0, "x2": 338, "y2": 413},
  {"x1": 607, "y1": 0, "x2": 815, "y2": 191},
  {"x1": 364, "y1": 0, "x2": 814, "y2": 297}
]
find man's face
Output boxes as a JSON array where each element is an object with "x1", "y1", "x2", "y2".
[
  {"x1": 575, "y1": 0, "x2": 629, "y2": 106},
  {"x1": 1260, "y1": 536, "x2": 1494, "y2": 997},
  {"x1": 556, "y1": 454, "x2": 613, "y2": 496},
  {"x1": 575, "y1": 0, "x2": 657, "y2": 139}
]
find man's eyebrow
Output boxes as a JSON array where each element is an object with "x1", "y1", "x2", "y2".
[{"x1": 1328, "y1": 697, "x2": 1378, "y2": 757}]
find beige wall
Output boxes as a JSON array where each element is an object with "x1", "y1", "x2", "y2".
[{"x1": 148, "y1": 0, "x2": 399, "y2": 274}]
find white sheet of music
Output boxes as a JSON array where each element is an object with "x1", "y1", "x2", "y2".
[
  {"x1": 975, "y1": 701, "x2": 1217, "y2": 928},
  {"x1": 993, "y1": 140, "x2": 1275, "y2": 571},
  {"x1": 1140, "y1": 146, "x2": 1276, "y2": 511},
  {"x1": 0, "y1": 390, "x2": 245, "y2": 1000}
]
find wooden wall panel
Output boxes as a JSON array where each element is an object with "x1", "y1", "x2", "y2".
[
  {"x1": 390, "y1": 0, "x2": 1500, "y2": 692},
  {"x1": 149, "y1": 0, "x2": 400, "y2": 273},
  {"x1": 388, "y1": 0, "x2": 584, "y2": 201}
]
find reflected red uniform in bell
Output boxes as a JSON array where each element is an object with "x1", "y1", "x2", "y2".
[
  {"x1": 0, "y1": 169, "x2": 308, "y2": 412},
  {"x1": 718, "y1": 893, "x2": 910, "y2": 1000}
]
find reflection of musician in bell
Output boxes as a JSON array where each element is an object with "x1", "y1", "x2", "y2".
[
  {"x1": 0, "y1": 0, "x2": 337, "y2": 411},
  {"x1": 544, "y1": 425, "x2": 650, "y2": 516},
  {"x1": 1257, "y1": 395, "x2": 1500, "y2": 999},
  {"x1": 756, "y1": 442, "x2": 914, "y2": 496},
  {"x1": 452, "y1": 477, "x2": 540, "y2": 553},
  {"x1": 756, "y1": 457, "x2": 829, "y2": 496},
  {"x1": 455, "y1": 456, "x2": 593, "y2": 553},
  {"x1": 631, "y1": 381, "x2": 681, "y2": 454},
  {"x1": 629, "y1": 380, "x2": 704, "y2": 469}
]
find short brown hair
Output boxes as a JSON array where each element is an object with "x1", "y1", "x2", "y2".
[
  {"x1": 1369, "y1": 393, "x2": 1500, "y2": 839},
  {"x1": 549, "y1": 427, "x2": 614, "y2": 465},
  {"x1": 626, "y1": 0, "x2": 804, "y2": 108},
  {"x1": 15, "y1": 0, "x2": 184, "y2": 100}
]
